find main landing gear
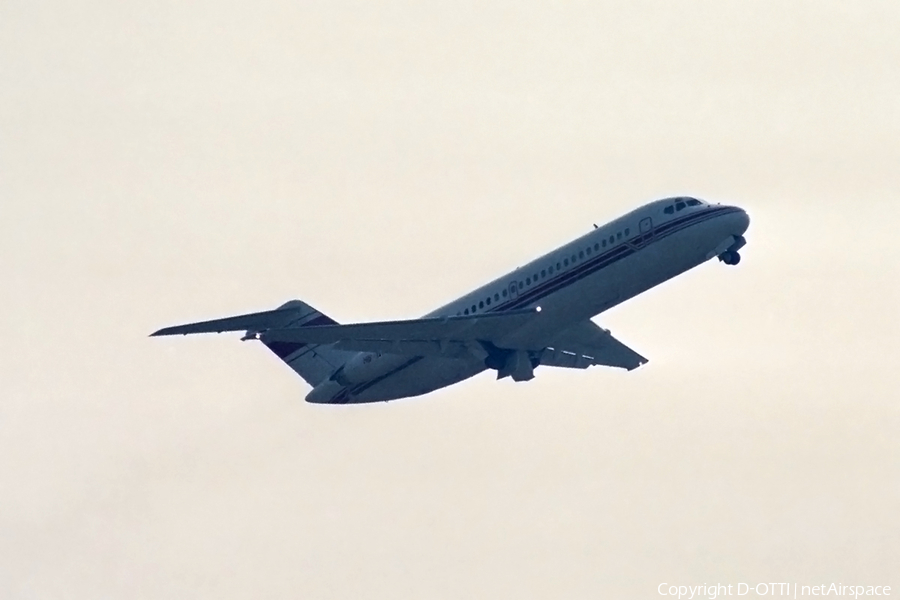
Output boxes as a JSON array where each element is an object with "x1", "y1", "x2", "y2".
[{"x1": 719, "y1": 250, "x2": 741, "y2": 265}]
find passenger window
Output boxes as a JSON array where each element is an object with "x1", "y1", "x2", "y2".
[
  {"x1": 502, "y1": 289, "x2": 507, "y2": 297},
  {"x1": 464, "y1": 308, "x2": 469, "y2": 315},
  {"x1": 676, "y1": 201, "x2": 686, "y2": 211},
  {"x1": 586, "y1": 247, "x2": 592, "y2": 255},
  {"x1": 541, "y1": 269, "x2": 546, "y2": 278},
  {"x1": 571, "y1": 255, "x2": 576, "y2": 263},
  {"x1": 479, "y1": 301, "x2": 484, "y2": 309},
  {"x1": 494, "y1": 293, "x2": 499, "y2": 301},
  {"x1": 609, "y1": 236, "x2": 614, "y2": 244},
  {"x1": 526, "y1": 277, "x2": 531, "y2": 285},
  {"x1": 625, "y1": 228, "x2": 630, "y2": 235},
  {"x1": 471, "y1": 305, "x2": 476, "y2": 313},
  {"x1": 556, "y1": 262, "x2": 561, "y2": 270},
  {"x1": 579, "y1": 251, "x2": 584, "y2": 259},
  {"x1": 664, "y1": 206, "x2": 674, "y2": 214},
  {"x1": 617, "y1": 232, "x2": 622, "y2": 240},
  {"x1": 564, "y1": 258, "x2": 569, "y2": 266},
  {"x1": 594, "y1": 243, "x2": 599, "y2": 251},
  {"x1": 602, "y1": 239, "x2": 606, "y2": 247},
  {"x1": 518, "y1": 282, "x2": 523, "y2": 290},
  {"x1": 486, "y1": 297, "x2": 491, "y2": 305},
  {"x1": 549, "y1": 266, "x2": 554, "y2": 274}
]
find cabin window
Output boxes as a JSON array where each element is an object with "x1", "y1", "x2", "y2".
[
  {"x1": 541, "y1": 269, "x2": 546, "y2": 278},
  {"x1": 609, "y1": 236, "x2": 614, "y2": 244},
  {"x1": 594, "y1": 243, "x2": 599, "y2": 251},
  {"x1": 494, "y1": 293, "x2": 499, "y2": 301},
  {"x1": 664, "y1": 206, "x2": 674, "y2": 214},
  {"x1": 556, "y1": 262, "x2": 561, "y2": 270},
  {"x1": 625, "y1": 228, "x2": 630, "y2": 235},
  {"x1": 564, "y1": 258, "x2": 569, "y2": 266},
  {"x1": 502, "y1": 289, "x2": 507, "y2": 297},
  {"x1": 617, "y1": 232, "x2": 622, "y2": 240},
  {"x1": 518, "y1": 282, "x2": 523, "y2": 290},
  {"x1": 486, "y1": 297, "x2": 491, "y2": 306},
  {"x1": 586, "y1": 247, "x2": 592, "y2": 255},
  {"x1": 464, "y1": 308, "x2": 469, "y2": 315},
  {"x1": 479, "y1": 301, "x2": 484, "y2": 309},
  {"x1": 471, "y1": 305, "x2": 476, "y2": 312},
  {"x1": 549, "y1": 266, "x2": 554, "y2": 274},
  {"x1": 526, "y1": 277, "x2": 531, "y2": 285},
  {"x1": 579, "y1": 251, "x2": 584, "y2": 259},
  {"x1": 602, "y1": 239, "x2": 606, "y2": 247}
]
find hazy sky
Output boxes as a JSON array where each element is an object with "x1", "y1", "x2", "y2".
[{"x1": 2, "y1": 1, "x2": 898, "y2": 598}]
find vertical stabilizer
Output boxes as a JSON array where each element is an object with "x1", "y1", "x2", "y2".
[{"x1": 257, "y1": 300, "x2": 355, "y2": 387}]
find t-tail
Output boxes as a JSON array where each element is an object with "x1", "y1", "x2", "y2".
[
  {"x1": 151, "y1": 299, "x2": 354, "y2": 388},
  {"x1": 254, "y1": 300, "x2": 356, "y2": 387}
]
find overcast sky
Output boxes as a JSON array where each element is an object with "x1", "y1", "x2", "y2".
[{"x1": 2, "y1": 1, "x2": 898, "y2": 598}]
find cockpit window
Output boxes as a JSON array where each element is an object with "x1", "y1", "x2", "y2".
[
  {"x1": 664, "y1": 206, "x2": 674, "y2": 214},
  {"x1": 686, "y1": 199, "x2": 701, "y2": 206},
  {"x1": 675, "y1": 201, "x2": 686, "y2": 211}
]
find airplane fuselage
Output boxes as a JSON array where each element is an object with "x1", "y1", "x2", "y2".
[{"x1": 310, "y1": 197, "x2": 749, "y2": 403}]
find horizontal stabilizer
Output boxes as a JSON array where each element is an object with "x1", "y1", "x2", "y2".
[{"x1": 150, "y1": 305, "x2": 309, "y2": 337}]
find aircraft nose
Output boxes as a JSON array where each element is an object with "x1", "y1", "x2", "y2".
[{"x1": 735, "y1": 207, "x2": 750, "y2": 235}]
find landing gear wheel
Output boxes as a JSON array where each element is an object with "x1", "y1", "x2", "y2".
[
  {"x1": 720, "y1": 250, "x2": 741, "y2": 265},
  {"x1": 730, "y1": 251, "x2": 741, "y2": 265}
]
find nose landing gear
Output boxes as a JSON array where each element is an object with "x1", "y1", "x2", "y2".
[
  {"x1": 719, "y1": 250, "x2": 741, "y2": 265},
  {"x1": 716, "y1": 234, "x2": 746, "y2": 266}
]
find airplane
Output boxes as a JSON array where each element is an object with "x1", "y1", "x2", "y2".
[{"x1": 152, "y1": 197, "x2": 750, "y2": 404}]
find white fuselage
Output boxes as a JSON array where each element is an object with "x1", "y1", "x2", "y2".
[{"x1": 322, "y1": 198, "x2": 749, "y2": 403}]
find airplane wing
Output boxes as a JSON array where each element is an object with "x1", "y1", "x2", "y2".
[
  {"x1": 152, "y1": 308, "x2": 542, "y2": 358},
  {"x1": 152, "y1": 307, "x2": 644, "y2": 370},
  {"x1": 257, "y1": 309, "x2": 540, "y2": 357},
  {"x1": 539, "y1": 320, "x2": 647, "y2": 371}
]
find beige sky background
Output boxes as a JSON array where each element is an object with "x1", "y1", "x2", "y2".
[{"x1": 2, "y1": 1, "x2": 899, "y2": 598}]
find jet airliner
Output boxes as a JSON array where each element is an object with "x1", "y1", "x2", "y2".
[{"x1": 152, "y1": 197, "x2": 750, "y2": 403}]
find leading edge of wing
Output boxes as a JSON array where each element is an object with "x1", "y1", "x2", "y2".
[{"x1": 257, "y1": 308, "x2": 540, "y2": 346}]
